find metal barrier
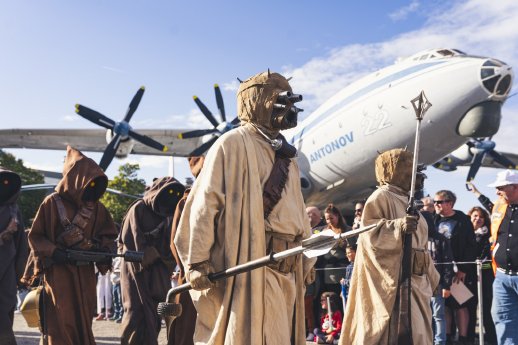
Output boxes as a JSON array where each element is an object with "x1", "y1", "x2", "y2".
[{"x1": 315, "y1": 259, "x2": 491, "y2": 345}]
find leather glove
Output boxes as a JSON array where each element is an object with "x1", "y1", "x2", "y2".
[
  {"x1": 305, "y1": 266, "x2": 316, "y2": 285},
  {"x1": 186, "y1": 261, "x2": 213, "y2": 291},
  {"x1": 142, "y1": 246, "x2": 161, "y2": 269},
  {"x1": 395, "y1": 215, "x2": 418, "y2": 234},
  {"x1": 52, "y1": 248, "x2": 69, "y2": 264}
]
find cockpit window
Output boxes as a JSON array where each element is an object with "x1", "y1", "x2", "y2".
[
  {"x1": 496, "y1": 75, "x2": 512, "y2": 95},
  {"x1": 480, "y1": 59, "x2": 512, "y2": 97},
  {"x1": 436, "y1": 49, "x2": 455, "y2": 56},
  {"x1": 483, "y1": 60, "x2": 502, "y2": 67},
  {"x1": 452, "y1": 49, "x2": 466, "y2": 55},
  {"x1": 408, "y1": 48, "x2": 465, "y2": 62}
]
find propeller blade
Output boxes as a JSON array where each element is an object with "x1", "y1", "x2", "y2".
[
  {"x1": 99, "y1": 134, "x2": 121, "y2": 171},
  {"x1": 128, "y1": 129, "x2": 168, "y2": 152},
  {"x1": 487, "y1": 150, "x2": 517, "y2": 169},
  {"x1": 75, "y1": 104, "x2": 115, "y2": 130},
  {"x1": 178, "y1": 129, "x2": 218, "y2": 139},
  {"x1": 193, "y1": 96, "x2": 219, "y2": 128},
  {"x1": 466, "y1": 152, "x2": 485, "y2": 182},
  {"x1": 124, "y1": 86, "x2": 145, "y2": 123},
  {"x1": 214, "y1": 84, "x2": 226, "y2": 122},
  {"x1": 231, "y1": 117, "x2": 240, "y2": 125},
  {"x1": 189, "y1": 136, "x2": 219, "y2": 156}
]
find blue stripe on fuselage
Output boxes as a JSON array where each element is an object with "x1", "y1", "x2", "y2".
[{"x1": 290, "y1": 61, "x2": 445, "y2": 144}]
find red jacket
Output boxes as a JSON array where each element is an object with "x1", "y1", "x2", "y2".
[{"x1": 320, "y1": 310, "x2": 343, "y2": 338}]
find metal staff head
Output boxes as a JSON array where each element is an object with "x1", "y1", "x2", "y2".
[{"x1": 408, "y1": 91, "x2": 432, "y2": 204}]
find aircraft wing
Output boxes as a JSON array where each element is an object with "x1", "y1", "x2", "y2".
[{"x1": 0, "y1": 129, "x2": 202, "y2": 157}]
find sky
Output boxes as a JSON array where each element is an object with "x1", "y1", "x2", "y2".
[{"x1": 1, "y1": 0, "x2": 518, "y2": 214}]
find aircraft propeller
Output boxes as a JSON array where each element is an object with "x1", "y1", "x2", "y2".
[
  {"x1": 178, "y1": 84, "x2": 239, "y2": 156},
  {"x1": 466, "y1": 138, "x2": 516, "y2": 183},
  {"x1": 75, "y1": 87, "x2": 168, "y2": 171}
]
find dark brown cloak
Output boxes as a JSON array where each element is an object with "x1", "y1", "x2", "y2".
[
  {"x1": 167, "y1": 188, "x2": 196, "y2": 345},
  {"x1": 167, "y1": 156, "x2": 203, "y2": 345},
  {"x1": 28, "y1": 146, "x2": 117, "y2": 345},
  {"x1": 0, "y1": 168, "x2": 28, "y2": 345},
  {"x1": 120, "y1": 176, "x2": 183, "y2": 345}
]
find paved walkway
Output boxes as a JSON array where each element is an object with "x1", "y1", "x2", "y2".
[
  {"x1": 13, "y1": 313, "x2": 318, "y2": 344},
  {"x1": 13, "y1": 312, "x2": 167, "y2": 345}
]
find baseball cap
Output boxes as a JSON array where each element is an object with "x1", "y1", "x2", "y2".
[{"x1": 488, "y1": 170, "x2": 518, "y2": 188}]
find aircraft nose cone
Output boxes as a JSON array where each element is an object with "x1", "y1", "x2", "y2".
[{"x1": 480, "y1": 59, "x2": 513, "y2": 98}]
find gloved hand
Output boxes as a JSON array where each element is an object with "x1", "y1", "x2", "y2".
[
  {"x1": 304, "y1": 266, "x2": 316, "y2": 285},
  {"x1": 142, "y1": 246, "x2": 161, "y2": 269},
  {"x1": 186, "y1": 261, "x2": 213, "y2": 291},
  {"x1": 52, "y1": 248, "x2": 69, "y2": 264},
  {"x1": 395, "y1": 215, "x2": 418, "y2": 234}
]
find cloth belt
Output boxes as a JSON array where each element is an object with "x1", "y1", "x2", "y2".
[
  {"x1": 496, "y1": 267, "x2": 518, "y2": 276},
  {"x1": 265, "y1": 232, "x2": 302, "y2": 274}
]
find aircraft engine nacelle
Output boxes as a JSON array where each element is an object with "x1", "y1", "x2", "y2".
[
  {"x1": 105, "y1": 130, "x2": 134, "y2": 159},
  {"x1": 433, "y1": 144, "x2": 473, "y2": 171},
  {"x1": 457, "y1": 101, "x2": 501, "y2": 138}
]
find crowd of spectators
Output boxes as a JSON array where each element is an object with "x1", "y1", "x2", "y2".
[{"x1": 303, "y1": 172, "x2": 518, "y2": 345}]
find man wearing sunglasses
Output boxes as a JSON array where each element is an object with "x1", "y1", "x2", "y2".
[
  {"x1": 433, "y1": 190, "x2": 476, "y2": 345},
  {"x1": 351, "y1": 202, "x2": 364, "y2": 230},
  {"x1": 487, "y1": 170, "x2": 518, "y2": 344}
]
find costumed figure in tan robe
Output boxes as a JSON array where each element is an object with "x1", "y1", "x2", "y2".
[
  {"x1": 174, "y1": 71, "x2": 315, "y2": 345},
  {"x1": 0, "y1": 168, "x2": 28, "y2": 345},
  {"x1": 167, "y1": 157, "x2": 204, "y2": 345},
  {"x1": 28, "y1": 146, "x2": 118, "y2": 345},
  {"x1": 339, "y1": 149, "x2": 439, "y2": 345},
  {"x1": 120, "y1": 176, "x2": 185, "y2": 345}
]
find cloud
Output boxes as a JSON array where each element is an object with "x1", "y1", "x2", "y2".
[
  {"x1": 284, "y1": 0, "x2": 518, "y2": 120},
  {"x1": 389, "y1": 1, "x2": 420, "y2": 21},
  {"x1": 62, "y1": 114, "x2": 78, "y2": 122},
  {"x1": 222, "y1": 80, "x2": 239, "y2": 92}
]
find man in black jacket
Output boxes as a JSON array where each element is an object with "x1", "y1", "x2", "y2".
[{"x1": 434, "y1": 190, "x2": 477, "y2": 345}]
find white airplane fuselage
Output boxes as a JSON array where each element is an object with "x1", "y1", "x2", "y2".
[{"x1": 288, "y1": 50, "x2": 513, "y2": 210}]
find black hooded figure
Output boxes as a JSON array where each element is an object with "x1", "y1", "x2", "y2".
[{"x1": 0, "y1": 168, "x2": 28, "y2": 345}]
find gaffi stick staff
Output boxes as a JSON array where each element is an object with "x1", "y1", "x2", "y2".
[{"x1": 398, "y1": 90, "x2": 432, "y2": 345}]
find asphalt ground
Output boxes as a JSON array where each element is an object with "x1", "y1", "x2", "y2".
[
  {"x1": 13, "y1": 312, "x2": 318, "y2": 344},
  {"x1": 13, "y1": 312, "x2": 168, "y2": 345}
]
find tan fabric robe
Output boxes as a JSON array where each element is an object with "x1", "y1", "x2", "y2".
[
  {"x1": 175, "y1": 124, "x2": 313, "y2": 345},
  {"x1": 28, "y1": 147, "x2": 118, "y2": 345},
  {"x1": 339, "y1": 184, "x2": 439, "y2": 345}
]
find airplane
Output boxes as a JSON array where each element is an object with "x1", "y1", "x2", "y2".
[{"x1": 0, "y1": 48, "x2": 515, "y2": 211}]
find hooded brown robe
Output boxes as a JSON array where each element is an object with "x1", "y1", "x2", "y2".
[
  {"x1": 167, "y1": 157, "x2": 204, "y2": 345},
  {"x1": 174, "y1": 72, "x2": 314, "y2": 345},
  {"x1": 120, "y1": 176, "x2": 184, "y2": 345},
  {"x1": 0, "y1": 168, "x2": 28, "y2": 345},
  {"x1": 339, "y1": 149, "x2": 439, "y2": 345},
  {"x1": 28, "y1": 146, "x2": 118, "y2": 345}
]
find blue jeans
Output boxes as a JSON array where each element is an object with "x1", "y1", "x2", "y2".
[
  {"x1": 491, "y1": 270, "x2": 518, "y2": 345},
  {"x1": 431, "y1": 289, "x2": 446, "y2": 345},
  {"x1": 112, "y1": 283, "x2": 122, "y2": 317}
]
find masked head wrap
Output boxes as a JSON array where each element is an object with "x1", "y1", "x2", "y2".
[
  {"x1": 237, "y1": 71, "x2": 294, "y2": 136},
  {"x1": 0, "y1": 168, "x2": 22, "y2": 205},
  {"x1": 143, "y1": 176, "x2": 185, "y2": 217},
  {"x1": 375, "y1": 148, "x2": 413, "y2": 192},
  {"x1": 56, "y1": 146, "x2": 108, "y2": 205}
]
